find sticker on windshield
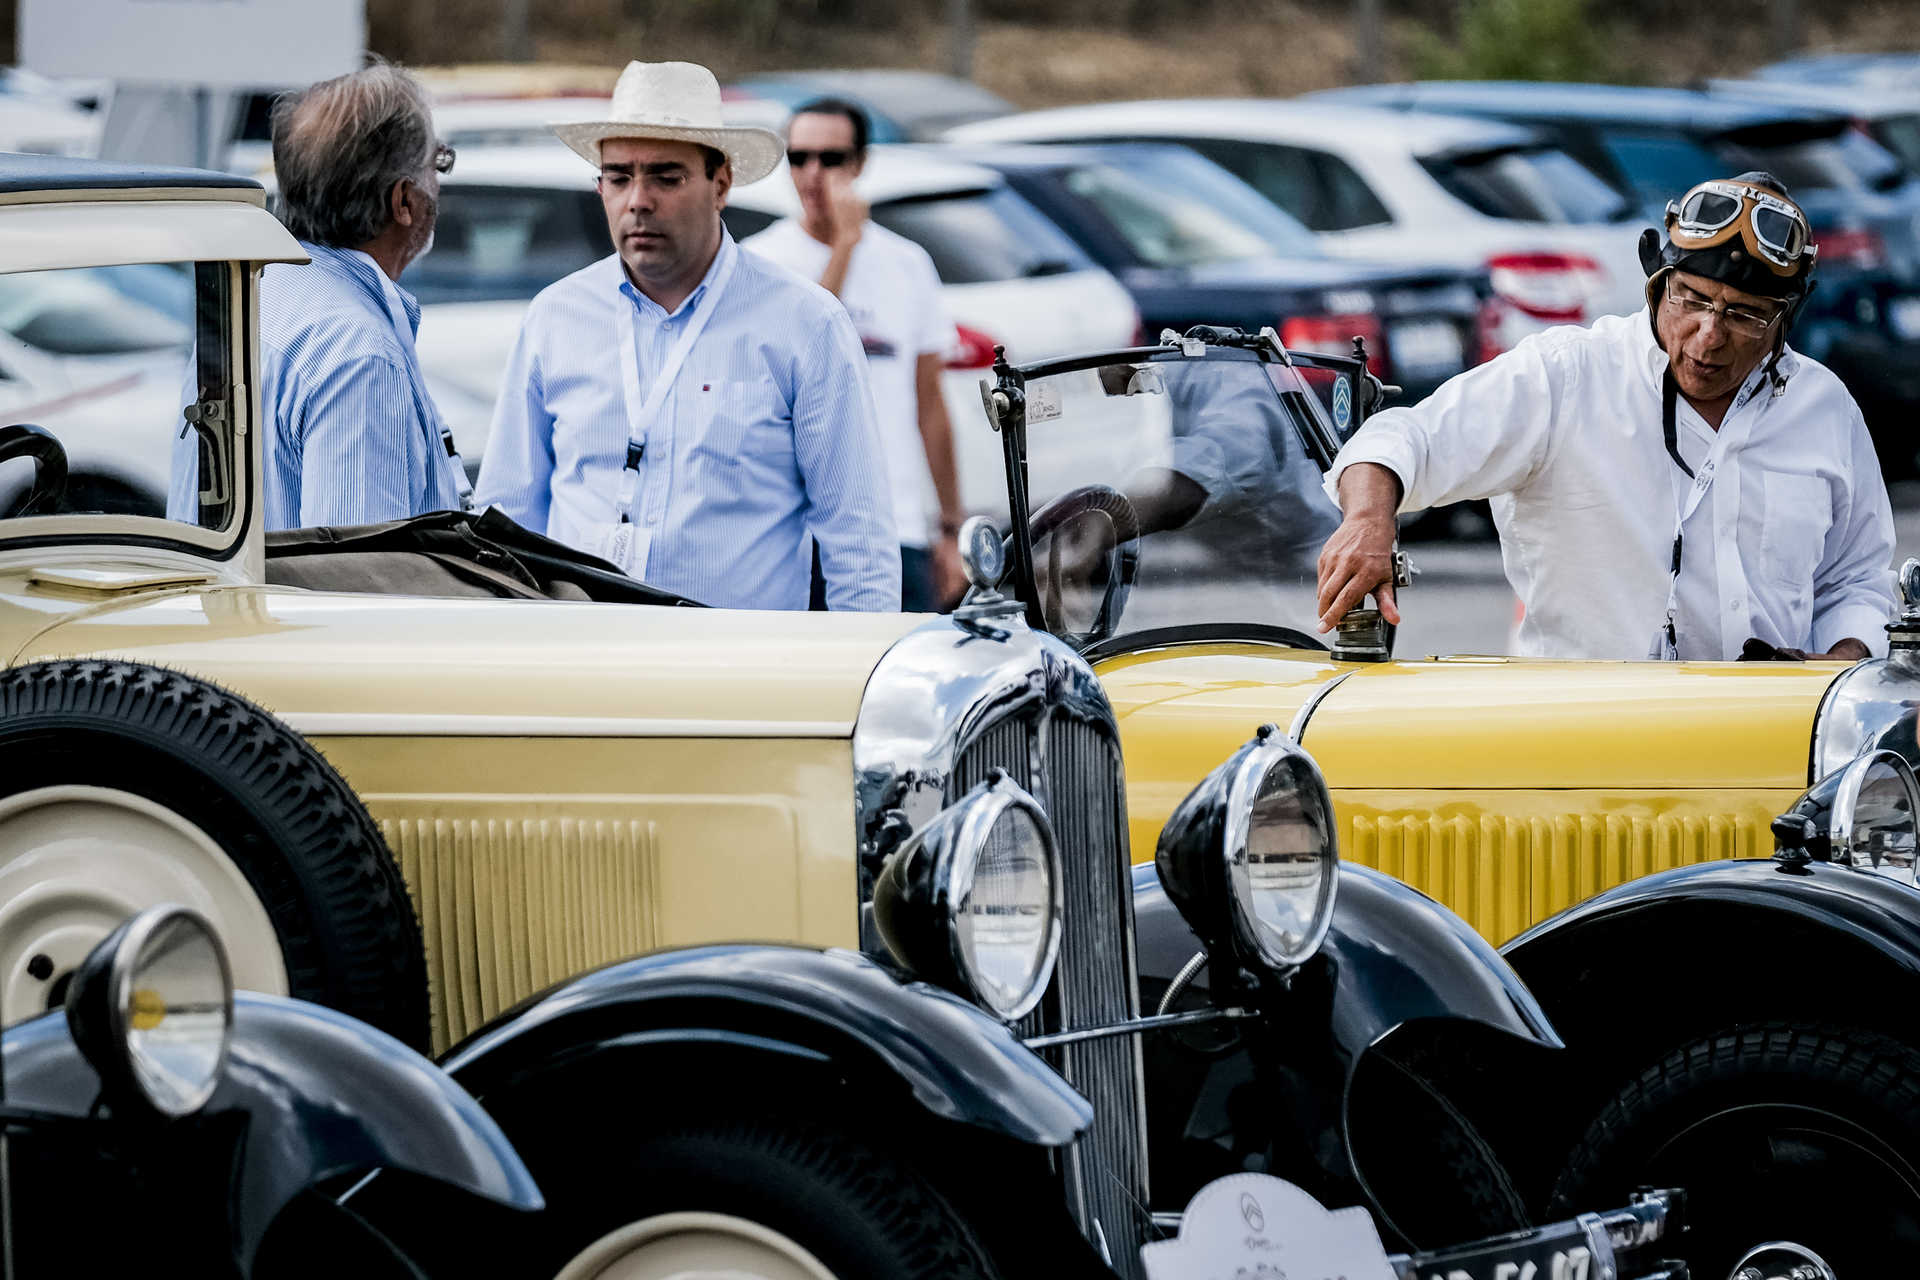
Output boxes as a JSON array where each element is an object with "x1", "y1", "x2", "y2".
[
  {"x1": 1331, "y1": 376, "x2": 1352, "y2": 435},
  {"x1": 1027, "y1": 379, "x2": 1064, "y2": 424}
]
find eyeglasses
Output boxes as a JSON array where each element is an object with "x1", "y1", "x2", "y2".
[
  {"x1": 431, "y1": 142, "x2": 456, "y2": 176},
  {"x1": 786, "y1": 148, "x2": 852, "y2": 170},
  {"x1": 1664, "y1": 276, "x2": 1781, "y2": 339}
]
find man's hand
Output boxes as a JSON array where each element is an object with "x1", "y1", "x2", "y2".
[
  {"x1": 932, "y1": 532, "x2": 967, "y2": 606},
  {"x1": 1316, "y1": 463, "x2": 1404, "y2": 632},
  {"x1": 1749, "y1": 636, "x2": 1872, "y2": 662},
  {"x1": 826, "y1": 170, "x2": 868, "y2": 251}
]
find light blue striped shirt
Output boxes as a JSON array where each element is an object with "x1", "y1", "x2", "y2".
[
  {"x1": 168, "y1": 242, "x2": 463, "y2": 529},
  {"x1": 473, "y1": 232, "x2": 898, "y2": 611}
]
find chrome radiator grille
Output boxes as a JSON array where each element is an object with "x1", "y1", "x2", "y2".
[{"x1": 951, "y1": 710, "x2": 1148, "y2": 1276}]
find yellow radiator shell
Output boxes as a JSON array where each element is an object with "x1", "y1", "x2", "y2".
[{"x1": 1098, "y1": 642, "x2": 1843, "y2": 945}]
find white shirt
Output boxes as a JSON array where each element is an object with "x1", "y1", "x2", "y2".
[
  {"x1": 1327, "y1": 309, "x2": 1897, "y2": 660},
  {"x1": 745, "y1": 219, "x2": 953, "y2": 549}
]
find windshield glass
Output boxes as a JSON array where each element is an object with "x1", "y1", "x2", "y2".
[
  {"x1": 1013, "y1": 351, "x2": 1339, "y2": 646},
  {"x1": 0, "y1": 261, "x2": 234, "y2": 531},
  {"x1": 1421, "y1": 146, "x2": 1635, "y2": 223}
]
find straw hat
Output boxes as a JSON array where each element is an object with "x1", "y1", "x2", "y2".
[{"x1": 552, "y1": 61, "x2": 782, "y2": 184}]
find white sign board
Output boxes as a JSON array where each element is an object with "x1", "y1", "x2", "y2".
[
  {"x1": 20, "y1": 0, "x2": 363, "y2": 89},
  {"x1": 1141, "y1": 1173, "x2": 1399, "y2": 1280}
]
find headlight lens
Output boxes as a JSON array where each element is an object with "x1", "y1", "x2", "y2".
[
  {"x1": 1225, "y1": 738, "x2": 1338, "y2": 968},
  {"x1": 1834, "y1": 749, "x2": 1920, "y2": 880},
  {"x1": 1230, "y1": 748, "x2": 1338, "y2": 967},
  {"x1": 1157, "y1": 725, "x2": 1339, "y2": 974},
  {"x1": 872, "y1": 773, "x2": 1061, "y2": 1022},
  {"x1": 65, "y1": 905, "x2": 234, "y2": 1118},
  {"x1": 954, "y1": 801, "x2": 1055, "y2": 1017},
  {"x1": 122, "y1": 911, "x2": 234, "y2": 1115}
]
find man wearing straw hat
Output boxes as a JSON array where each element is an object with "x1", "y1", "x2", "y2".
[{"x1": 475, "y1": 60, "x2": 898, "y2": 611}]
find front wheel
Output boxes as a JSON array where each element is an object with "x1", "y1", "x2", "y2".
[
  {"x1": 529, "y1": 1111, "x2": 1002, "y2": 1280},
  {"x1": 1550, "y1": 1023, "x2": 1920, "y2": 1275}
]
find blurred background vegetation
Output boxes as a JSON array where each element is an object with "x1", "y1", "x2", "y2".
[{"x1": 2, "y1": 0, "x2": 1912, "y2": 100}]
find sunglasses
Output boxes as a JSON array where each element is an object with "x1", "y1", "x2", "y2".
[
  {"x1": 787, "y1": 148, "x2": 853, "y2": 170},
  {"x1": 432, "y1": 142, "x2": 456, "y2": 176}
]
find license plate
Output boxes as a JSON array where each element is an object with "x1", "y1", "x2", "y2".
[
  {"x1": 1889, "y1": 295, "x2": 1920, "y2": 341},
  {"x1": 1391, "y1": 1218, "x2": 1604, "y2": 1280},
  {"x1": 1388, "y1": 319, "x2": 1466, "y2": 377}
]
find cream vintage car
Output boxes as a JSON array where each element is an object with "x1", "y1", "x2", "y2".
[
  {"x1": 986, "y1": 322, "x2": 1920, "y2": 1277},
  {"x1": 0, "y1": 156, "x2": 1703, "y2": 1280}
]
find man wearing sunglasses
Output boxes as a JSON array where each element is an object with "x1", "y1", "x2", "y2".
[
  {"x1": 1316, "y1": 171, "x2": 1895, "y2": 663},
  {"x1": 744, "y1": 98, "x2": 969, "y2": 612},
  {"x1": 171, "y1": 61, "x2": 470, "y2": 529}
]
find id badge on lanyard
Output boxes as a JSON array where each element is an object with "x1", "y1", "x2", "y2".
[
  {"x1": 1646, "y1": 370, "x2": 1752, "y2": 660},
  {"x1": 596, "y1": 248, "x2": 738, "y2": 579}
]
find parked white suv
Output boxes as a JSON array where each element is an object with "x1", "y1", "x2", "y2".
[{"x1": 948, "y1": 100, "x2": 1648, "y2": 346}]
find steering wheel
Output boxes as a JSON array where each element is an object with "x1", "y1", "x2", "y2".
[
  {"x1": 0, "y1": 425, "x2": 69, "y2": 517},
  {"x1": 1024, "y1": 484, "x2": 1141, "y2": 650}
]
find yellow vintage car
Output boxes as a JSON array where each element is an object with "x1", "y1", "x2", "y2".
[
  {"x1": 1, "y1": 155, "x2": 1706, "y2": 1280},
  {"x1": 988, "y1": 326, "x2": 1920, "y2": 1276}
]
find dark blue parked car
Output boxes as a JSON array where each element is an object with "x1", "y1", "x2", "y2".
[{"x1": 1312, "y1": 81, "x2": 1920, "y2": 469}]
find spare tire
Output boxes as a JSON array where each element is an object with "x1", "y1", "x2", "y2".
[{"x1": 0, "y1": 659, "x2": 428, "y2": 1049}]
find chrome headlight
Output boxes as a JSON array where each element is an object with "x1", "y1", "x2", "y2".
[
  {"x1": 1156, "y1": 725, "x2": 1338, "y2": 972},
  {"x1": 65, "y1": 905, "x2": 234, "y2": 1117},
  {"x1": 872, "y1": 772, "x2": 1062, "y2": 1021},
  {"x1": 1775, "y1": 749, "x2": 1920, "y2": 882}
]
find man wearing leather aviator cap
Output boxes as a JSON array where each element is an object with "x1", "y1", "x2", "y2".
[{"x1": 1317, "y1": 171, "x2": 1896, "y2": 662}]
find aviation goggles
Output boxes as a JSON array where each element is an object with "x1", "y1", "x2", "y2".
[{"x1": 1664, "y1": 180, "x2": 1815, "y2": 276}]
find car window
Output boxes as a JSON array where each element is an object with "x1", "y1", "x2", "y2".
[
  {"x1": 1056, "y1": 160, "x2": 1308, "y2": 268},
  {"x1": 0, "y1": 261, "x2": 229, "y2": 527},
  {"x1": 410, "y1": 185, "x2": 607, "y2": 304},
  {"x1": 1597, "y1": 129, "x2": 1725, "y2": 209},
  {"x1": 0, "y1": 264, "x2": 192, "y2": 355},
  {"x1": 1106, "y1": 148, "x2": 1323, "y2": 255},
  {"x1": 1313, "y1": 151, "x2": 1393, "y2": 230},
  {"x1": 870, "y1": 186, "x2": 1093, "y2": 284},
  {"x1": 1721, "y1": 126, "x2": 1908, "y2": 194},
  {"x1": 1872, "y1": 114, "x2": 1920, "y2": 175},
  {"x1": 721, "y1": 206, "x2": 779, "y2": 241},
  {"x1": 1419, "y1": 146, "x2": 1634, "y2": 223},
  {"x1": 1159, "y1": 138, "x2": 1390, "y2": 232}
]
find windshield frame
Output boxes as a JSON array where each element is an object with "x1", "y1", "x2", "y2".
[{"x1": 989, "y1": 329, "x2": 1361, "y2": 646}]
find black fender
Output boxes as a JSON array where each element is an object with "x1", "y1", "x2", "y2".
[
  {"x1": 2, "y1": 992, "x2": 540, "y2": 1272},
  {"x1": 439, "y1": 943, "x2": 1093, "y2": 1148},
  {"x1": 1133, "y1": 860, "x2": 1560, "y2": 1213},
  {"x1": 1491, "y1": 857, "x2": 1920, "y2": 1197}
]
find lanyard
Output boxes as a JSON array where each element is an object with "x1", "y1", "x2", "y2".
[
  {"x1": 1648, "y1": 368, "x2": 1752, "y2": 660},
  {"x1": 614, "y1": 243, "x2": 738, "y2": 524},
  {"x1": 361, "y1": 263, "x2": 475, "y2": 512}
]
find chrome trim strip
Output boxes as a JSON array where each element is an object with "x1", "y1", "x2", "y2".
[
  {"x1": 285, "y1": 713, "x2": 852, "y2": 739},
  {"x1": 1023, "y1": 1006, "x2": 1254, "y2": 1050},
  {"x1": 1286, "y1": 670, "x2": 1353, "y2": 745}
]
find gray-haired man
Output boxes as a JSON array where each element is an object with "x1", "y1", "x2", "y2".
[{"x1": 172, "y1": 60, "x2": 469, "y2": 529}]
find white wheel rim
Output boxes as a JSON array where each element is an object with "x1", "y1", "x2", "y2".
[
  {"x1": 554, "y1": 1211, "x2": 840, "y2": 1280},
  {"x1": 0, "y1": 785, "x2": 287, "y2": 1023}
]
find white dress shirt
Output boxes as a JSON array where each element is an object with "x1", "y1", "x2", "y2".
[{"x1": 1327, "y1": 309, "x2": 1896, "y2": 660}]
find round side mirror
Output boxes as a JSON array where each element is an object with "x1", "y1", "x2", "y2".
[{"x1": 65, "y1": 904, "x2": 234, "y2": 1118}]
